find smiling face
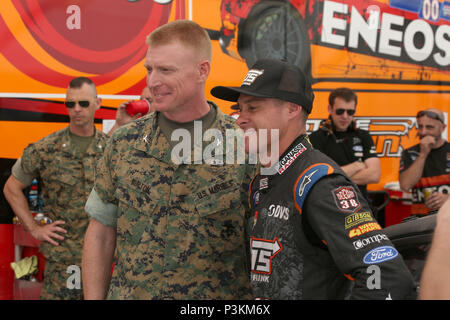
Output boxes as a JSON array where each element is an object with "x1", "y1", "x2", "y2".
[
  {"x1": 144, "y1": 41, "x2": 206, "y2": 117},
  {"x1": 235, "y1": 94, "x2": 288, "y2": 155}
]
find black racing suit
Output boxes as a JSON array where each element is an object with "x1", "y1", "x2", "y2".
[{"x1": 248, "y1": 135, "x2": 416, "y2": 299}]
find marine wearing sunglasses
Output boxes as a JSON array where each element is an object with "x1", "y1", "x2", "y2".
[
  {"x1": 64, "y1": 100, "x2": 92, "y2": 108},
  {"x1": 65, "y1": 79, "x2": 101, "y2": 137}
]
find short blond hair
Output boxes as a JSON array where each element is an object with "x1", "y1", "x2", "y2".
[{"x1": 146, "y1": 20, "x2": 212, "y2": 62}]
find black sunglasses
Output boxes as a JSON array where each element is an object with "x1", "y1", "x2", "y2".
[
  {"x1": 417, "y1": 110, "x2": 444, "y2": 123},
  {"x1": 335, "y1": 108, "x2": 355, "y2": 116},
  {"x1": 64, "y1": 100, "x2": 91, "y2": 108}
]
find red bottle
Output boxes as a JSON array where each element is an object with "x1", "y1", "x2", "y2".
[{"x1": 126, "y1": 100, "x2": 150, "y2": 117}]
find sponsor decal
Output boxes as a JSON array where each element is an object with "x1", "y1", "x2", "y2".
[
  {"x1": 259, "y1": 177, "x2": 269, "y2": 191},
  {"x1": 413, "y1": 184, "x2": 450, "y2": 202},
  {"x1": 0, "y1": 2, "x2": 172, "y2": 87},
  {"x1": 294, "y1": 163, "x2": 334, "y2": 213},
  {"x1": 353, "y1": 234, "x2": 388, "y2": 250},
  {"x1": 251, "y1": 273, "x2": 270, "y2": 283},
  {"x1": 349, "y1": 222, "x2": 382, "y2": 238},
  {"x1": 253, "y1": 191, "x2": 260, "y2": 206},
  {"x1": 250, "y1": 237, "x2": 282, "y2": 274},
  {"x1": 242, "y1": 69, "x2": 264, "y2": 86},
  {"x1": 321, "y1": 0, "x2": 450, "y2": 68},
  {"x1": 353, "y1": 137, "x2": 362, "y2": 144},
  {"x1": 363, "y1": 246, "x2": 399, "y2": 264},
  {"x1": 297, "y1": 169, "x2": 318, "y2": 198},
  {"x1": 345, "y1": 211, "x2": 374, "y2": 229},
  {"x1": 332, "y1": 186, "x2": 361, "y2": 213},
  {"x1": 267, "y1": 204, "x2": 290, "y2": 220},
  {"x1": 277, "y1": 143, "x2": 307, "y2": 174}
]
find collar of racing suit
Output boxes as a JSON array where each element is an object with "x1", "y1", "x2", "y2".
[{"x1": 265, "y1": 134, "x2": 312, "y2": 181}]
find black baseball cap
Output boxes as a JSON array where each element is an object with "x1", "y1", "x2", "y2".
[{"x1": 211, "y1": 59, "x2": 314, "y2": 113}]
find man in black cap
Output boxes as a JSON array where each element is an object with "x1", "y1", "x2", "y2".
[{"x1": 211, "y1": 59, "x2": 416, "y2": 300}]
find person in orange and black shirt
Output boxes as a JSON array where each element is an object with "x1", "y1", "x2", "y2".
[{"x1": 399, "y1": 108, "x2": 450, "y2": 216}]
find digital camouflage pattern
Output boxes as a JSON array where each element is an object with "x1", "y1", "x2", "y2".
[
  {"x1": 20, "y1": 126, "x2": 108, "y2": 298},
  {"x1": 40, "y1": 262, "x2": 83, "y2": 300},
  {"x1": 93, "y1": 103, "x2": 254, "y2": 299}
]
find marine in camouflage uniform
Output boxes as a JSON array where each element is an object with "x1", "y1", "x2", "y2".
[
  {"x1": 17, "y1": 127, "x2": 108, "y2": 299},
  {"x1": 3, "y1": 77, "x2": 113, "y2": 300},
  {"x1": 86, "y1": 103, "x2": 254, "y2": 299}
]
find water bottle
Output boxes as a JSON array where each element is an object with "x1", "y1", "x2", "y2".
[{"x1": 28, "y1": 179, "x2": 39, "y2": 212}]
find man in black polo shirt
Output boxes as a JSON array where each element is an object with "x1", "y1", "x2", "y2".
[{"x1": 308, "y1": 88, "x2": 380, "y2": 202}]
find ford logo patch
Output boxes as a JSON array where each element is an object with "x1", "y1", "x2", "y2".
[{"x1": 363, "y1": 246, "x2": 398, "y2": 264}]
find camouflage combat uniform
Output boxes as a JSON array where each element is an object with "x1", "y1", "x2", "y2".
[
  {"x1": 87, "y1": 103, "x2": 253, "y2": 299},
  {"x1": 19, "y1": 127, "x2": 108, "y2": 299}
]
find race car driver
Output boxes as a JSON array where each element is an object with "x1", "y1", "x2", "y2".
[{"x1": 211, "y1": 59, "x2": 417, "y2": 299}]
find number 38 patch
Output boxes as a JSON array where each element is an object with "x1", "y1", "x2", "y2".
[{"x1": 332, "y1": 186, "x2": 361, "y2": 213}]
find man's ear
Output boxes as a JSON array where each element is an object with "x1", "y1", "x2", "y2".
[
  {"x1": 198, "y1": 60, "x2": 211, "y2": 82},
  {"x1": 327, "y1": 104, "x2": 333, "y2": 114},
  {"x1": 94, "y1": 97, "x2": 102, "y2": 111},
  {"x1": 286, "y1": 102, "x2": 302, "y2": 120}
]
